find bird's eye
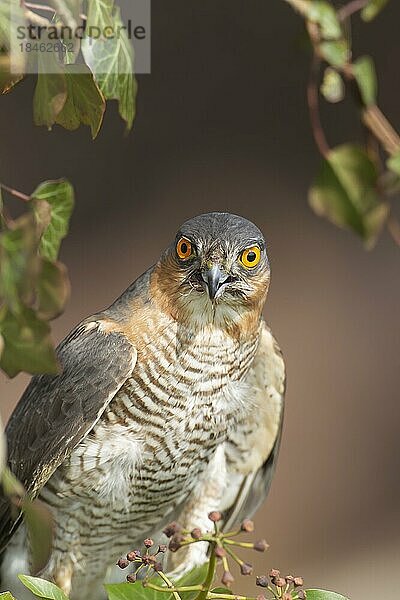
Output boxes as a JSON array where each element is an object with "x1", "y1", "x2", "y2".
[
  {"x1": 176, "y1": 237, "x2": 193, "y2": 260},
  {"x1": 240, "y1": 246, "x2": 261, "y2": 268}
]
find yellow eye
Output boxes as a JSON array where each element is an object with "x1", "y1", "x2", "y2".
[
  {"x1": 240, "y1": 246, "x2": 261, "y2": 268},
  {"x1": 176, "y1": 237, "x2": 193, "y2": 260}
]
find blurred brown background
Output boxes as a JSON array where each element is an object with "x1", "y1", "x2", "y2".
[{"x1": 1, "y1": 1, "x2": 399, "y2": 598}]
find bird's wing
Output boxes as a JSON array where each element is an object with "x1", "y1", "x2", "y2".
[
  {"x1": 0, "y1": 317, "x2": 137, "y2": 549},
  {"x1": 222, "y1": 322, "x2": 285, "y2": 530}
]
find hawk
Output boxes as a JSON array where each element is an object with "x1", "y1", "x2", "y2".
[{"x1": 0, "y1": 212, "x2": 285, "y2": 599}]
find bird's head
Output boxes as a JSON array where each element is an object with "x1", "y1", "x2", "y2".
[{"x1": 151, "y1": 213, "x2": 270, "y2": 334}]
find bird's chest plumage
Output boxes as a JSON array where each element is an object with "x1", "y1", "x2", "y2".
[
  {"x1": 98, "y1": 323, "x2": 258, "y2": 507},
  {"x1": 43, "y1": 319, "x2": 259, "y2": 554}
]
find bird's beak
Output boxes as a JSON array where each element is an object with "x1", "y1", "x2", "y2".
[{"x1": 202, "y1": 264, "x2": 230, "y2": 300}]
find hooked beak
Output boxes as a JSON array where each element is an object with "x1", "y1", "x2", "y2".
[{"x1": 201, "y1": 264, "x2": 230, "y2": 300}]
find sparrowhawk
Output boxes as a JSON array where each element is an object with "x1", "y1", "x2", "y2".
[{"x1": 0, "y1": 212, "x2": 285, "y2": 599}]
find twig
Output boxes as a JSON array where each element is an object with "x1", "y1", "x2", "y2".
[
  {"x1": 0, "y1": 183, "x2": 31, "y2": 202},
  {"x1": 338, "y1": 0, "x2": 369, "y2": 21},
  {"x1": 362, "y1": 105, "x2": 400, "y2": 156},
  {"x1": 307, "y1": 51, "x2": 330, "y2": 157}
]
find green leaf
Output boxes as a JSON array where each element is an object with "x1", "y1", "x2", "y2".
[
  {"x1": 32, "y1": 179, "x2": 74, "y2": 261},
  {"x1": 33, "y1": 52, "x2": 67, "y2": 129},
  {"x1": 0, "y1": 211, "x2": 39, "y2": 312},
  {"x1": 175, "y1": 564, "x2": 209, "y2": 600},
  {"x1": 81, "y1": 4, "x2": 137, "y2": 129},
  {"x1": 105, "y1": 565, "x2": 209, "y2": 600},
  {"x1": 1, "y1": 466, "x2": 25, "y2": 498},
  {"x1": 105, "y1": 580, "x2": 170, "y2": 600},
  {"x1": 361, "y1": 0, "x2": 390, "y2": 21},
  {"x1": 309, "y1": 144, "x2": 389, "y2": 246},
  {"x1": 0, "y1": 54, "x2": 24, "y2": 94},
  {"x1": 0, "y1": 0, "x2": 26, "y2": 73},
  {"x1": 387, "y1": 151, "x2": 400, "y2": 176},
  {"x1": 1, "y1": 466, "x2": 52, "y2": 573},
  {"x1": 306, "y1": 590, "x2": 350, "y2": 600},
  {"x1": 23, "y1": 499, "x2": 53, "y2": 576},
  {"x1": 0, "y1": 306, "x2": 58, "y2": 377},
  {"x1": 353, "y1": 56, "x2": 377, "y2": 106},
  {"x1": 0, "y1": 592, "x2": 17, "y2": 599},
  {"x1": 319, "y1": 40, "x2": 349, "y2": 67},
  {"x1": 306, "y1": 1, "x2": 342, "y2": 39},
  {"x1": 36, "y1": 258, "x2": 70, "y2": 321},
  {"x1": 55, "y1": 64, "x2": 105, "y2": 138},
  {"x1": 18, "y1": 575, "x2": 69, "y2": 600},
  {"x1": 320, "y1": 67, "x2": 344, "y2": 103}
]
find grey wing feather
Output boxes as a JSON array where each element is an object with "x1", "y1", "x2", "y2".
[
  {"x1": 223, "y1": 414, "x2": 283, "y2": 531},
  {"x1": 222, "y1": 323, "x2": 285, "y2": 531},
  {"x1": 0, "y1": 318, "x2": 137, "y2": 551}
]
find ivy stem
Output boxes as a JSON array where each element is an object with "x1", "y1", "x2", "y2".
[
  {"x1": 194, "y1": 547, "x2": 217, "y2": 600},
  {"x1": 208, "y1": 595, "x2": 259, "y2": 600},
  {"x1": 145, "y1": 579, "x2": 203, "y2": 595},
  {"x1": 0, "y1": 183, "x2": 31, "y2": 202},
  {"x1": 361, "y1": 105, "x2": 400, "y2": 156},
  {"x1": 338, "y1": 0, "x2": 369, "y2": 21},
  {"x1": 223, "y1": 545, "x2": 244, "y2": 566},
  {"x1": 223, "y1": 539, "x2": 254, "y2": 549}
]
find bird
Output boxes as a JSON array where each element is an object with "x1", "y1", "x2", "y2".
[{"x1": 0, "y1": 212, "x2": 285, "y2": 600}]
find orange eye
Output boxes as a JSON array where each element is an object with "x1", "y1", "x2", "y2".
[
  {"x1": 240, "y1": 246, "x2": 261, "y2": 268},
  {"x1": 176, "y1": 237, "x2": 193, "y2": 260}
]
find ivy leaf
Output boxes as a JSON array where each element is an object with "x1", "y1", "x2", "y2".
[
  {"x1": 306, "y1": 590, "x2": 349, "y2": 600},
  {"x1": 309, "y1": 144, "x2": 389, "y2": 247},
  {"x1": 0, "y1": 54, "x2": 23, "y2": 94},
  {"x1": 0, "y1": 593, "x2": 17, "y2": 599},
  {"x1": 0, "y1": 0, "x2": 26, "y2": 73},
  {"x1": 36, "y1": 258, "x2": 70, "y2": 321},
  {"x1": 105, "y1": 566, "x2": 209, "y2": 600},
  {"x1": 22, "y1": 499, "x2": 53, "y2": 576},
  {"x1": 33, "y1": 52, "x2": 67, "y2": 129},
  {"x1": 18, "y1": 575, "x2": 69, "y2": 600},
  {"x1": 306, "y1": 1, "x2": 342, "y2": 39},
  {"x1": 0, "y1": 211, "x2": 39, "y2": 312},
  {"x1": 0, "y1": 306, "x2": 58, "y2": 377},
  {"x1": 55, "y1": 64, "x2": 106, "y2": 138},
  {"x1": 353, "y1": 56, "x2": 377, "y2": 106},
  {"x1": 1, "y1": 467, "x2": 53, "y2": 574},
  {"x1": 319, "y1": 40, "x2": 349, "y2": 68},
  {"x1": 320, "y1": 67, "x2": 344, "y2": 103},
  {"x1": 387, "y1": 151, "x2": 400, "y2": 176},
  {"x1": 105, "y1": 581, "x2": 170, "y2": 600},
  {"x1": 361, "y1": 0, "x2": 390, "y2": 21},
  {"x1": 82, "y1": 4, "x2": 137, "y2": 129},
  {"x1": 32, "y1": 179, "x2": 74, "y2": 261},
  {"x1": 175, "y1": 564, "x2": 209, "y2": 600}
]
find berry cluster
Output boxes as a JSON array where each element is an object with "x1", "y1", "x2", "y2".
[
  {"x1": 117, "y1": 538, "x2": 167, "y2": 582},
  {"x1": 163, "y1": 512, "x2": 269, "y2": 588},
  {"x1": 256, "y1": 569, "x2": 306, "y2": 600},
  {"x1": 117, "y1": 513, "x2": 305, "y2": 600}
]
